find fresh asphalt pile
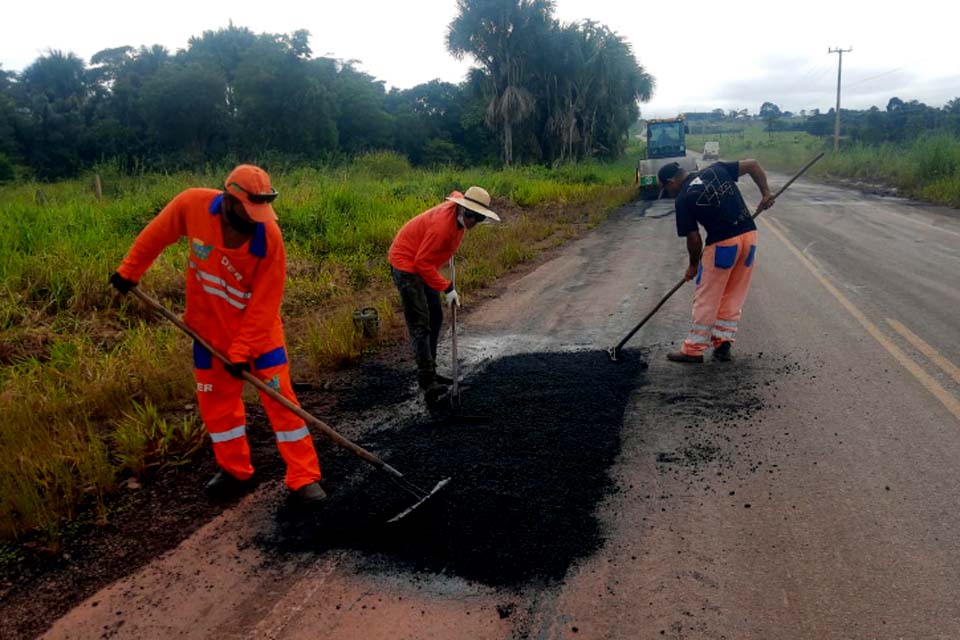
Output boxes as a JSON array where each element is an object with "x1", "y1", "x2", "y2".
[{"x1": 260, "y1": 349, "x2": 647, "y2": 586}]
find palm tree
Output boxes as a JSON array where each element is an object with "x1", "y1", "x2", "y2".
[
  {"x1": 540, "y1": 21, "x2": 653, "y2": 161},
  {"x1": 21, "y1": 50, "x2": 88, "y2": 105},
  {"x1": 447, "y1": 0, "x2": 555, "y2": 165}
]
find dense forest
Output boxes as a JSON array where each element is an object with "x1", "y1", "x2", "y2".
[{"x1": 0, "y1": 0, "x2": 654, "y2": 181}]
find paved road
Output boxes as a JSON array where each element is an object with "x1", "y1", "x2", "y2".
[{"x1": 44, "y1": 174, "x2": 960, "y2": 639}]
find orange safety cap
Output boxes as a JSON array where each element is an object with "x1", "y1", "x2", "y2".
[{"x1": 224, "y1": 164, "x2": 279, "y2": 222}]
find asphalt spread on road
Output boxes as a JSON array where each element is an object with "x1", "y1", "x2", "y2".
[{"x1": 258, "y1": 349, "x2": 648, "y2": 586}]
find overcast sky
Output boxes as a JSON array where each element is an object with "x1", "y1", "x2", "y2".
[{"x1": 2, "y1": 0, "x2": 956, "y2": 117}]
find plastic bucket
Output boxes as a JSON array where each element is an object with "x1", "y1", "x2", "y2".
[{"x1": 352, "y1": 307, "x2": 380, "y2": 338}]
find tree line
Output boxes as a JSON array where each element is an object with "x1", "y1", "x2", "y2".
[
  {"x1": 803, "y1": 98, "x2": 960, "y2": 145},
  {"x1": 685, "y1": 98, "x2": 960, "y2": 145},
  {"x1": 0, "y1": 0, "x2": 653, "y2": 182}
]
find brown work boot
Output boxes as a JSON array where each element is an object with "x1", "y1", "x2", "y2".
[
  {"x1": 666, "y1": 351, "x2": 704, "y2": 363},
  {"x1": 295, "y1": 481, "x2": 328, "y2": 506},
  {"x1": 713, "y1": 342, "x2": 732, "y2": 362}
]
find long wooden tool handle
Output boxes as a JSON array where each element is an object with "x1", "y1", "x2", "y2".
[
  {"x1": 614, "y1": 152, "x2": 825, "y2": 354},
  {"x1": 449, "y1": 256, "x2": 459, "y2": 398},
  {"x1": 751, "y1": 151, "x2": 824, "y2": 220},
  {"x1": 614, "y1": 277, "x2": 686, "y2": 353},
  {"x1": 128, "y1": 286, "x2": 404, "y2": 480}
]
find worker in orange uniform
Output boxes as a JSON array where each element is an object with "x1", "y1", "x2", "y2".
[
  {"x1": 658, "y1": 159, "x2": 775, "y2": 363},
  {"x1": 388, "y1": 186, "x2": 500, "y2": 404},
  {"x1": 110, "y1": 165, "x2": 326, "y2": 504}
]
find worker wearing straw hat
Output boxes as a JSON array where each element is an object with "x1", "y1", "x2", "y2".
[{"x1": 388, "y1": 186, "x2": 500, "y2": 405}]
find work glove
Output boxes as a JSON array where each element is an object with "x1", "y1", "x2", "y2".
[
  {"x1": 224, "y1": 361, "x2": 251, "y2": 380},
  {"x1": 445, "y1": 288, "x2": 461, "y2": 308},
  {"x1": 109, "y1": 271, "x2": 137, "y2": 294}
]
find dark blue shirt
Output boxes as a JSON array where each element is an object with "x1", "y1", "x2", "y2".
[{"x1": 675, "y1": 161, "x2": 756, "y2": 245}]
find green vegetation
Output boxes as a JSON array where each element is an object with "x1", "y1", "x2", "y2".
[
  {"x1": 0, "y1": 0, "x2": 655, "y2": 544},
  {"x1": 0, "y1": 1, "x2": 652, "y2": 179},
  {"x1": 688, "y1": 123, "x2": 960, "y2": 207},
  {"x1": 0, "y1": 151, "x2": 638, "y2": 543}
]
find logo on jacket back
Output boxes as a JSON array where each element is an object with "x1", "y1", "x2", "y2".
[{"x1": 191, "y1": 238, "x2": 214, "y2": 260}]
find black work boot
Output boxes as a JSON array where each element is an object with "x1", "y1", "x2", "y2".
[
  {"x1": 666, "y1": 351, "x2": 704, "y2": 363},
  {"x1": 418, "y1": 369, "x2": 450, "y2": 408},
  {"x1": 424, "y1": 383, "x2": 450, "y2": 407},
  {"x1": 418, "y1": 369, "x2": 436, "y2": 390},
  {"x1": 713, "y1": 342, "x2": 732, "y2": 362},
  {"x1": 294, "y1": 481, "x2": 328, "y2": 506},
  {"x1": 204, "y1": 470, "x2": 254, "y2": 499}
]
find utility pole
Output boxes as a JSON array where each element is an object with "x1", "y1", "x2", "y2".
[{"x1": 828, "y1": 47, "x2": 852, "y2": 152}]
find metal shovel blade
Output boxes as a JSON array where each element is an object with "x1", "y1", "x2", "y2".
[
  {"x1": 607, "y1": 346, "x2": 620, "y2": 362},
  {"x1": 387, "y1": 477, "x2": 451, "y2": 523}
]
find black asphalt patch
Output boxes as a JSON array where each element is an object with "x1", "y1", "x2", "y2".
[{"x1": 258, "y1": 349, "x2": 646, "y2": 586}]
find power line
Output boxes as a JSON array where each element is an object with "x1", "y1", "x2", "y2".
[{"x1": 845, "y1": 65, "x2": 908, "y2": 89}]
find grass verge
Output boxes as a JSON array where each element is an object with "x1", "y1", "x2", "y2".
[
  {"x1": 688, "y1": 124, "x2": 960, "y2": 207},
  {"x1": 0, "y1": 151, "x2": 638, "y2": 544}
]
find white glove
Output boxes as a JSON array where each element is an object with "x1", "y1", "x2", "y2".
[{"x1": 445, "y1": 288, "x2": 461, "y2": 308}]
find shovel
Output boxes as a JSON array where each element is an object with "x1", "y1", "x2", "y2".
[
  {"x1": 424, "y1": 258, "x2": 486, "y2": 426},
  {"x1": 449, "y1": 256, "x2": 461, "y2": 408},
  {"x1": 608, "y1": 152, "x2": 824, "y2": 361},
  {"x1": 128, "y1": 286, "x2": 449, "y2": 523}
]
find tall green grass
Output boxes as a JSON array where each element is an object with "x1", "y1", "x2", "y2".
[
  {"x1": 0, "y1": 151, "x2": 638, "y2": 542},
  {"x1": 689, "y1": 124, "x2": 960, "y2": 207}
]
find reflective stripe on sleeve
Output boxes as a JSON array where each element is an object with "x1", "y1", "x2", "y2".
[
  {"x1": 209, "y1": 425, "x2": 246, "y2": 443},
  {"x1": 276, "y1": 426, "x2": 310, "y2": 443}
]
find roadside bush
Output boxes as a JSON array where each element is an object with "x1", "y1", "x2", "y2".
[
  {"x1": 913, "y1": 134, "x2": 960, "y2": 182},
  {"x1": 350, "y1": 150, "x2": 413, "y2": 179}
]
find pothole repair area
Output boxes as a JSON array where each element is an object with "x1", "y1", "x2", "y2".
[{"x1": 257, "y1": 349, "x2": 648, "y2": 587}]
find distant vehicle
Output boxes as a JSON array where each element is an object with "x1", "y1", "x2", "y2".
[
  {"x1": 636, "y1": 115, "x2": 697, "y2": 198},
  {"x1": 702, "y1": 140, "x2": 720, "y2": 160}
]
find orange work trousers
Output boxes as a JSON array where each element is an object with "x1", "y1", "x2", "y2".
[
  {"x1": 193, "y1": 344, "x2": 321, "y2": 490},
  {"x1": 681, "y1": 230, "x2": 758, "y2": 356}
]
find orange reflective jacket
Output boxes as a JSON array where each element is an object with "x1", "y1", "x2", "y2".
[
  {"x1": 388, "y1": 193, "x2": 466, "y2": 292},
  {"x1": 117, "y1": 188, "x2": 287, "y2": 362}
]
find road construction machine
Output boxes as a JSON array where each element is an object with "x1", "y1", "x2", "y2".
[{"x1": 636, "y1": 115, "x2": 697, "y2": 198}]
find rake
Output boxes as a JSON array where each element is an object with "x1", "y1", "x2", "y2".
[{"x1": 129, "y1": 286, "x2": 449, "y2": 523}]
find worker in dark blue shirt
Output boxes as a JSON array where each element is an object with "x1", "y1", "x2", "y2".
[{"x1": 657, "y1": 159, "x2": 775, "y2": 362}]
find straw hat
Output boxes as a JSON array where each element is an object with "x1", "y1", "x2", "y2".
[{"x1": 446, "y1": 186, "x2": 501, "y2": 222}]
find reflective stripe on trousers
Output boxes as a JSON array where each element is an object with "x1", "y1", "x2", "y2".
[
  {"x1": 209, "y1": 424, "x2": 246, "y2": 443},
  {"x1": 194, "y1": 350, "x2": 322, "y2": 490},
  {"x1": 681, "y1": 231, "x2": 758, "y2": 356}
]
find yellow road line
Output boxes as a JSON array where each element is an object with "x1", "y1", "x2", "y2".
[
  {"x1": 762, "y1": 217, "x2": 960, "y2": 421},
  {"x1": 886, "y1": 318, "x2": 960, "y2": 386}
]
